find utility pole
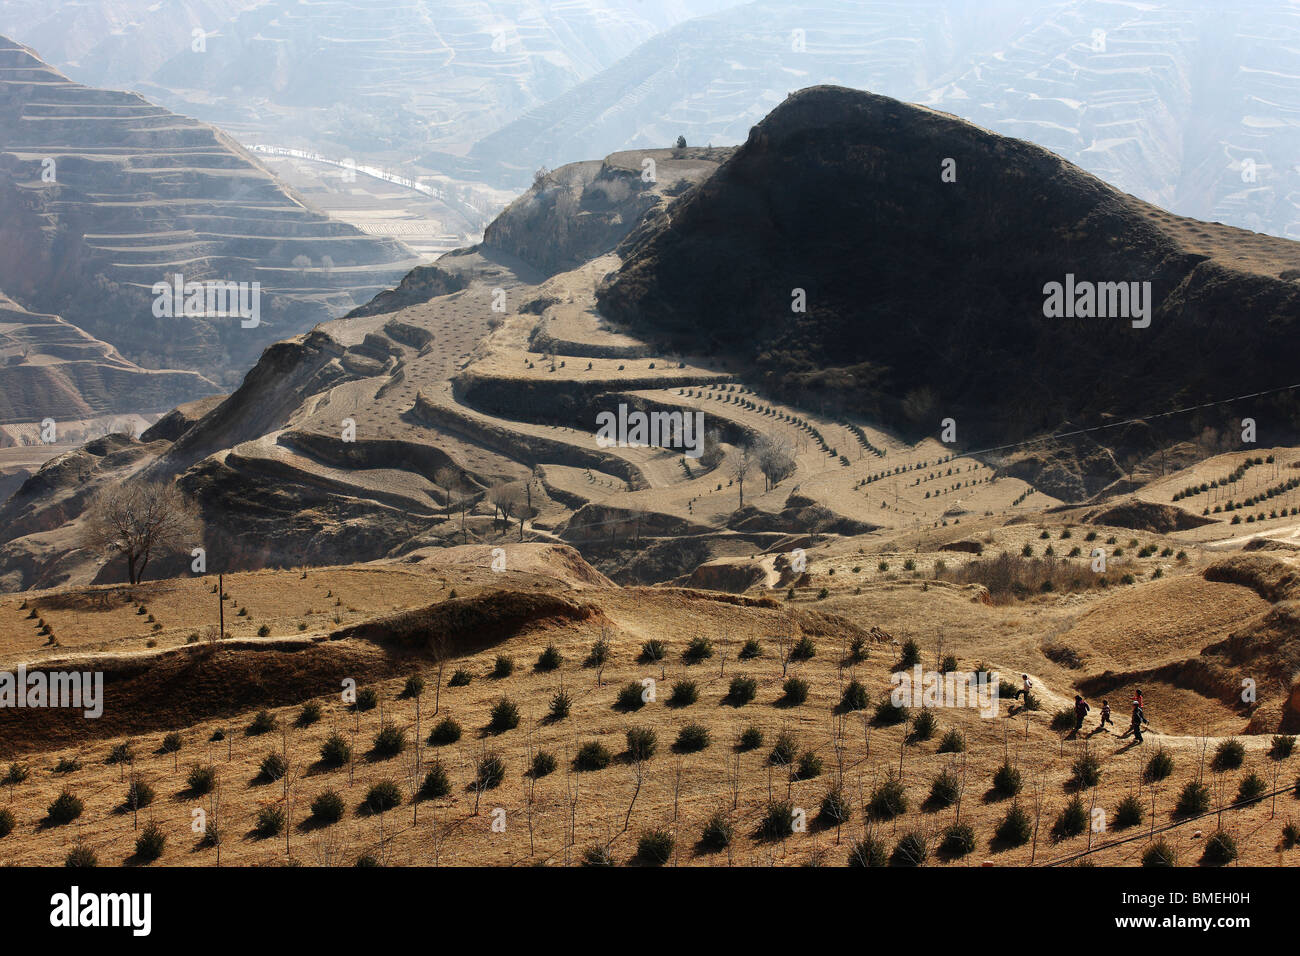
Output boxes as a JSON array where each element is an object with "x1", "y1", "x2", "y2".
[{"x1": 218, "y1": 573, "x2": 224, "y2": 638}]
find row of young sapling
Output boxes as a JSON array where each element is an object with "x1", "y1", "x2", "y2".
[{"x1": 6, "y1": 627, "x2": 1297, "y2": 865}]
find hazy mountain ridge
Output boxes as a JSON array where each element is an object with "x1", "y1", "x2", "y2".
[
  {"x1": 468, "y1": 0, "x2": 1300, "y2": 239},
  {"x1": 0, "y1": 0, "x2": 742, "y2": 158},
  {"x1": 10, "y1": 0, "x2": 1297, "y2": 241}
]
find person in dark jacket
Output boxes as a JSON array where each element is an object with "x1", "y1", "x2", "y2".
[
  {"x1": 1120, "y1": 701, "x2": 1149, "y2": 742},
  {"x1": 1012, "y1": 674, "x2": 1033, "y2": 710},
  {"x1": 1073, "y1": 694, "x2": 1090, "y2": 733}
]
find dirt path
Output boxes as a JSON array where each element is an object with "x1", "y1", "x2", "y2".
[{"x1": 987, "y1": 668, "x2": 1273, "y2": 752}]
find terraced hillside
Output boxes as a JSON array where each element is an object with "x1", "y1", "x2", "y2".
[
  {"x1": 0, "y1": 0, "x2": 267, "y2": 79},
  {"x1": 0, "y1": 291, "x2": 217, "y2": 426},
  {"x1": 467, "y1": 0, "x2": 1300, "y2": 239},
  {"x1": 0, "y1": 135, "x2": 1033, "y2": 593},
  {"x1": 0, "y1": 148, "x2": 745, "y2": 589},
  {"x1": 0, "y1": 36, "x2": 419, "y2": 387},
  {"x1": 1, "y1": 74, "x2": 1300, "y2": 870},
  {"x1": 10, "y1": 0, "x2": 1298, "y2": 243},
  {"x1": 2, "y1": 88, "x2": 1298, "y2": 607}
]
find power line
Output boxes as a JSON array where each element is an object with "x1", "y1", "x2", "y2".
[{"x1": 957, "y1": 380, "x2": 1300, "y2": 461}]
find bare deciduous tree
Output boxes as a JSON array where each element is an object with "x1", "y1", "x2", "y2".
[
  {"x1": 774, "y1": 632, "x2": 794, "y2": 678},
  {"x1": 433, "y1": 466, "x2": 459, "y2": 521},
  {"x1": 80, "y1": 480, "x2": 202, "y2": 584},
  {"x1": 623, "y1": 757, "x2": 647, "y2": 833},
  {"x1": 729, "y1": 442, "x2": 755, "y2": 509},
  {"x1": 487, "y1": 481, "x2": 524, "y2": 537},
  {"x1": 564, "y1": 754, "x2": 580, "y2": 866},
  {"x1": 1029, "y1": 767, "x2": 1047, "y2": 865},
  {"x1": 625, "y1": 501, "x2": 647, "y2": 548},
  {"x1": 310, "y1": 823, "x2": 347, "y2": 866},
  {"x1": 671, "y1": 756, "x2": 684, "y2": 823},
  {"x1": 435, "y1": 467, "x2": 476, "y2": 541},
  {"x1": 730, "y1": 750, "x2": 742, "y2": 810},
  {"x1": 756, "y1": 434, "x2": 796, "y2": 491},
  {"x1": 428, "y1": 808, "x2": 448, "y2": 866},
  {"x1": 279, "y1": 724, "x2": 305, "y2": 859}
]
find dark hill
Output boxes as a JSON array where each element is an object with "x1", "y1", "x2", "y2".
[{"x1": 597, "y1": 86, "x2": 1300, "y2": 453}]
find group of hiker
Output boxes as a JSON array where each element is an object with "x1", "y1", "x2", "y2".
[{"x1": 1012, "y1": 674, "x2": 1150, "y2": 741}]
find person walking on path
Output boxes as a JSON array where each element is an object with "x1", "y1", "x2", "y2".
[
  {"x1": 1073, "y1": 694, "x2": 1090, "y2": 733},
  {"x1": 1119, "y1": 700, "x2": 1149, "y2": 743},
  {"x1": 1012, "y1": 674, "x2": 1033, "y2": 711},
  {"x1": 1098, "y1": 699, "x2": 1113, "y2": 732}
]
